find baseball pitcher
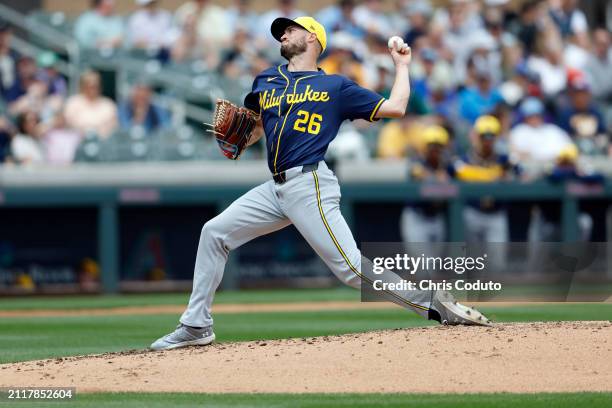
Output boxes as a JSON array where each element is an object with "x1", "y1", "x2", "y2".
[{"x1": 151, "y1": 17, "x2": 491, "y2": 350}]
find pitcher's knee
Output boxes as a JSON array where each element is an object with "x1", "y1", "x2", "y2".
[{"x1": 201, "y1": 218, "x2": 226, "y2": 249}]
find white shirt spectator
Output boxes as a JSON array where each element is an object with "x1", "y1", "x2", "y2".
[
  {"x1": 74, "y1": 10, "x2": 124, "y2": 49},
  {"x1": 256, "y1": 7, "x2": 305, "y2": 46},
  {"x1": 570, "y1": 10, "x2": 588, "y2": 34},
  {"x1": 527, "y1": 55, "x2": 567, "y2": 97},
  {"x1": 352, "y1": 3, "x2": 393, "y2": 38},
  {"x1": 174, "y1": 1, "x2": 232, "y2": 45},
  {"x1": 11, "y1": 133, "x2": 44, "y2": 164},
  {"x1": 225, "y1": 4, "x2": 259, "y2": 38},
  {"x1": 64, "y1": 94, "x2": 118, "y2": 139},
  {"x1": 126, "y1": 7, "x2": 178, "y2": 49},
  {"x1": 509, "y1": 123, "x2": 573, "y2": 162},
  {"x1": 0, "y1": 54, "x2": 15, "y2": 90},
  {"x1": 564, "y1": 43, "x2": 590, "y2": 71}
]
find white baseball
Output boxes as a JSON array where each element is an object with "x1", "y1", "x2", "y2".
[{"x1": 387, "y1": 36, "x2": 404, "y2": 51}]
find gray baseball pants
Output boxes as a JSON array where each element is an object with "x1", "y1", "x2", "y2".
[{"x1": 180, "y1": 161, "x2": 434, "y2": 328}]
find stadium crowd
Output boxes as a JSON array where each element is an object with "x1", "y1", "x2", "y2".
[
  {"x1": 0, "y1": 0, "x2": 610, "y2": 167},
  {"x1": 0, "y1": 0, "x2": 610, "y2": 243}
]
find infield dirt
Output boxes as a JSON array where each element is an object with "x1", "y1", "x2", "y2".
[{"x1": 1, "y1": 321, "x2": 610, "y2": 393}]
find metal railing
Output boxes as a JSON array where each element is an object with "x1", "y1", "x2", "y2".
[
  {"x1": 0, "y1": 5, "x2": 221, "y2": 127},
  {"x1": 0, "y1": 3, "x2": 81, "y2": 94}
]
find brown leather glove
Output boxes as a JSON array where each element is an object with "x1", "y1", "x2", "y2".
[{"x1": 210, "y1": 99, "x2": 259, "y2": 160}]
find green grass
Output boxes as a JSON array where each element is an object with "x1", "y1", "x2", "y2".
[
  {"x1": 0, "y1": 303, "x2": 610, "y2": 364},
  {"x1": 1, "y1": 294, "x2": 610, "y2": 407},
  {"x1": 0, "y1": 288, "x2": 358, "y2": 311},
  {"x1": 0, "y1": 309, "x2": 433, "y2": 363},
  {"x1": 1, "y1": 392, "x2": 611, "y2": 408}
]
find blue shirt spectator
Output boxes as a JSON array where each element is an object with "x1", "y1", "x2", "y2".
[
  {"x1": 74, "y1": 0, "x2": 124, "y2": 49},
  {"x1": 316, "y1": 0, "x2": 364, "y2": 39},
  {"x1": 458, "y1": 66, "x2": 503, "y2": 124},
  {"x1": 118, "y1": 83, "x2": 169, "y2": 133},
  {"x1": 3, "y1": 56, "x2": 37, "y2": 103}
]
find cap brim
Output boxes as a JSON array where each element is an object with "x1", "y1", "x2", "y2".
[{"x1": 271, "y1": 17, "x2": 304, "y2": 43}]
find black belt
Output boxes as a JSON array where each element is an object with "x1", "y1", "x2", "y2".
[{"x1": 273, "y1": 162, "x2": 319, "y2": 184}]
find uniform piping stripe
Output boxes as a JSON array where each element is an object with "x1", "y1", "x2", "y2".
[
  {"x1": 273, "y1": 74, "x2": 318, "y2": 174},
  {"x1": 270, "y1": 66, "x2": 290, "y2": 156},
  {"x1": 369, "y1": 97, "x2": 385, "y2": 122},
  {"x1": 311, "y1": 171, "x2": 429, "y2": 311},
  {"x1": 276, "y1": 65, "x2": 290, "y2": 117}
]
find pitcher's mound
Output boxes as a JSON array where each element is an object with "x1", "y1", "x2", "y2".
[{"x1": 2, "y1": 321, "x2": 611, "y2": 394}]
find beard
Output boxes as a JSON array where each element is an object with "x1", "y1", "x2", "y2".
[{"x1": 280, "y1": 38, "x2": 307, "y2": 60}]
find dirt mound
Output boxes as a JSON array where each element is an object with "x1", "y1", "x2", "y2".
[{"x1": 1, "y1": 321, "x2": 611, "y2": 394}]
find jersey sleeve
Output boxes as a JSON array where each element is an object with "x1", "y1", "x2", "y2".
[
  {"x1": 243, "y1": 76, "x2": 261, "y2": 114},
  {"x1": 339, "y1": 77, "x2": 386, "y2": 122}
]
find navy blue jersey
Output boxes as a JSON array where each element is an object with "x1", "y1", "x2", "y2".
[{"x1": 244, "y1": 64, "x2": 385, "y2": 174}]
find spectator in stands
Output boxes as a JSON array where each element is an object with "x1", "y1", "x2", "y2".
[
  {"x1": 219, "y1": 29, "x2": 266, "y2": 81},
  {"x1": 0, "y1": 115, "x2": 14, "y2": 164},
  {"x1": 439, "y1": 0, "x2": 485, "y2": 83},
  {"x1": 402, "y1": 0, "x2": 433, "y2": 45},
  {"x1": 320, "y1": 32, "x2": 369, "y2": 87},
  {"x1": 377, "y1": 114, "x2": 430, "y2": 160},
  {"x1": 400, "y1": 125, "x2": 450, "y2": 244},
  {"x1": 548, "y1": 0, "x2": 589, "y2": 48},
  {"x1": 540, "y1": 144, "x2": 605, "y2": 241},
  {"x1": 316, "y1": 0, "x2": 364, "y2": 39},
  {"x1": 118, "y1": 83, "x2": 169, "y2": 133},
  {"x1": 509, "y1": 97, "x2": 573, "y2": 162},
  {"x1": 585, "y1": 29, "x2": 612, "y2": 105},
  {"x1": 11, "y1": 111, "x2": 44, "y2": 165},
  {"x1": 499, "y1": 62, "x2": 542, "y2": 106},
  {"x1": 557, "y1": 75, "x2": 608, "y2": 156},
  {"x1": 64, "y1": 70, "x2": 117, "y2": 139},
  {"x1": 36, "y1": 52, "x2": 67, "y2": 98},
  {"x1": 42, "y1": 112, "x2": 83, "y2": 165},
  {"x1": 421, "y1": 54, "x2": 460, "y2": 122},
  {"x1": 126, "y1": 0, "x2": 178, "y2": 55},
  {"x1": 74, "y1": 0, "x2": 124, "y2": 50},
  {"x1": 527, "y1": 28, "x2": 567, "y2": 97},
  {"x1": 4, "y1": 56, "x2": 37, "y2": 104},
  {"x1": 412, "y1": 48, "x2": 455, "y2": 102},
  {"x1": 9, "y1": 55, "x2": 64, "y2": 123},
  {"x1": 510, "y1": 0, "x2": 545, "y2": 56},
  {"x1": 256, "y1": 0, "x2": 304, "y2": 49},
  {"x1": 486, "y1": 0, "x2": 519, "y2": 32},
  {"x1": 0, "y1": 22, "x2": 19, "y2": 102},
  {"x1": 326, "y1": 122, "x2": 370, "y2": 163},
  {"x1": 8, "y1": 75, "x2": 61, "y2": 123},
  {"x1": 174, "y1": 0, "x2": 232, "y2": 65},
  {"x1": 450, "y1": 115, "x2": 518, "y2": 243},
  {"x1": 432, "y1": 0, "x2": 483, "y2": 34},
  {"x1": 352, "y1": 0, "x2": 393, "y2": 38},
  {"x1": 458, "y1": 59, "x2": 503, "y2": 124},
  {"x1": 226, "y1": 0, "x2": 260, "y2": 38}
]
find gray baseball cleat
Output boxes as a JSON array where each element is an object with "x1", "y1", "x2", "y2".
[
  {"x1": 430, "y1": 290, "x2": 492, "y2": 326},
  {"x1": 150, "y1": 324, "x2": 216, "y2": 350}
]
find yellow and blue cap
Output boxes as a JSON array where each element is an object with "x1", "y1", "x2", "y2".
[
  {"x1": 423, "y1": 125, "x2": 449, "y2": 146},
  {"x1": 557, "y1": 144, "x2": 579, "y2": 163},
  {"x1": 474, "y1": 115, "x2": 501, "y2": 137},
  {"x1": 271, "y1": 16, "x2": 327, "y2": 53}
]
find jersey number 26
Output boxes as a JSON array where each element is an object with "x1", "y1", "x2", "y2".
[{"x1": 293, "y1": 110, "x2": 322, "y2": 135}]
